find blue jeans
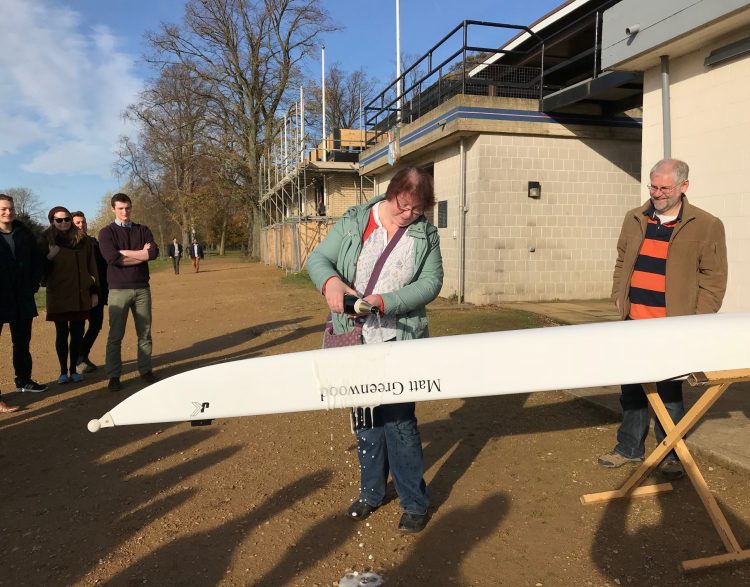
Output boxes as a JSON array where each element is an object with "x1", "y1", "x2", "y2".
[
  {"x1": 354, "y1": 402, "x2": 429, "y2": 515},
  {"x1": 615, "y1": 380, "x2": 685, "y2": 461}
]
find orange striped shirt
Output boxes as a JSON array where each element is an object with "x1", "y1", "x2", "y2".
[{"x1": 628, "y1": 215, "x2": 677, "y2": 320}]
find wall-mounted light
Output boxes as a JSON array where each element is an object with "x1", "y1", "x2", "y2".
[
  {"x1": 528, "y1": 181, "x2": 541, "y2": 199},
  {"x1": 625, "y1": 24, "x2": 640, "y2": 36}
]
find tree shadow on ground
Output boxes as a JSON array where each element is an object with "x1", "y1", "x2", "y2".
[
  {"x1": 251, "y1": 503, "x2": 358, "y2": 586},
  {"x1": 104, "y1": 470, "x2": 333, "y2": 587},
  {"x1": 0, "y1": 410, "x2": 242, "y2": 586},
  {"x1": 73, "y1": 318, "x2": 323, "y2": 389},
  {"x1": 590, "y1": 471, "x2": 750, "y2": 583},
  {"x1": 248, "y1": 394, "x2": 616, "y2": 585},
  {"x1": 248, "y1": 489, "x2": 510, "y2": 586},
  {"x1": 148, "y1": 323, "x2": 323, "y2": 379},
  {"x1": 420, "y1": 394, "x2": 619, "y2": 510},
  {"x1": 152, "y1": 317, "x2": 314, "y2": 365},
  {"x1": 386, "y1": 492, "x2": 510, "y2": 585},
  {"x1": 185, "y1": 265, "x2": 249, "y2": 274}
]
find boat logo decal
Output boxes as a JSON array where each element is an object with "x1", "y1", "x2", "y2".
[{"x1": 191, "y1": 402, "x2": 210, "y2": 417}]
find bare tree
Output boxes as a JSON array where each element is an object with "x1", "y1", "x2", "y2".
[
  {"x1": 147, "y1": 0, "x2": 337, "y2": 256},
  {"x1": 88, "y1": 193, "x2": 118, "y2": 235},
  {"x1": 2, "y1": 187, "x2": 45, "y2": 222},
  {"x1": 198, "y1": 145, "x2": 245, "y2": 255},
  {"x1": 380, "y1": 52, "x2": 428, "y2": 121},
  {"x1": 304, "y1": 63, "x2": 378, "y2": 138},
  {"x1": 117, "y1": 64, "x2": 211, "y2": 247}
]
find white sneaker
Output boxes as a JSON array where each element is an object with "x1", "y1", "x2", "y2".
[{"x1": 76, "y1": 359, "x2": 98, "y2": 373}]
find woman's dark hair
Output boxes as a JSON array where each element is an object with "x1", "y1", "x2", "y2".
[{"x1": 385, "y1": 167, "x2": 435, "y2": 211}]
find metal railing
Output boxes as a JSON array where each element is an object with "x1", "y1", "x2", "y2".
[{"x1": 364, "y1": 20, "x2": 545, "y2": 144}]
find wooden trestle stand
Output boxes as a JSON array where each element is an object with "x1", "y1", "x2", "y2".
[{"x1": 581, "y1": 368, "x2": 750, "y2": 573}]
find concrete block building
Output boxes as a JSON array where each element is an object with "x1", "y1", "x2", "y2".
[
  {"x1": 601, "y1": 0, "x2": 750, "y2": 311},
  {"x1": 358, "y1": 1, "x2": 644, "y2": 304}
]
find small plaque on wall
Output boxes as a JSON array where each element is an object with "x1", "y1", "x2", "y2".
[{"x1": 437, "y1": 200, "x2": 447, "y2": 228}]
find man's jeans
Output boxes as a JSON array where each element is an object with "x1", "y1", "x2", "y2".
[
  {"x1": 106, "y1": 288, "x2": 152, "y2": 378},
  {"x1": 615, "y1": 380, "x2": 685, "y2": 461},
  {"x1": 354, "y1": 402, "x2": 429, "y2": 515}
]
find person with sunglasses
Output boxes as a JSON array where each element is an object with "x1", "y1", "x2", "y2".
[
  {"x1": 39, "y1": 206, "x2": 99, "y2": 385},
  {"x1": 599, "y1": 159, "x2": 728, "y2": 480},
  {"x1": 308, "y1": 166, "x2": 444, "y2": 533}
]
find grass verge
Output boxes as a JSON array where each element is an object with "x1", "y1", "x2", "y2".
[{"x1": 428, "y1": 305, "x2": 548, "y2": 336}]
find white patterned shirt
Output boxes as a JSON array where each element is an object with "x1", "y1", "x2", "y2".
[{"x1": 354, "y1": 201, "x2": 415, "y2": 344}]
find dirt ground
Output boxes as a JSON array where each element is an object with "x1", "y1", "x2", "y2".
[{"x1": 1, "y1": 258, "x2": 749, "y2": 587}]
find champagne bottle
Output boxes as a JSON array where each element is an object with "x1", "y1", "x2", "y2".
[{"x1": 343, "y1": 294, "x2": 380, "y2": 316}]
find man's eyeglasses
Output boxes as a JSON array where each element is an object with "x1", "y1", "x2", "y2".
[
  {"x1": 54, "y1": 217, "x2": 72, "y2": 224},
  {"x1": 647, "y1": 184, "x2": 681, "y2": 194},
  {"x1": 395, "y1": 196, "x2": 424, "y2": 216}
]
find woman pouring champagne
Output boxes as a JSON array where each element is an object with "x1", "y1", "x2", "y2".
[{"x1": 307, "y1": 167, "x2": 443, "y2": 533}]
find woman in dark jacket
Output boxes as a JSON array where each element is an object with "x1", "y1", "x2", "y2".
[{"x1": 39, "y1": 206, "x2": 99, "y2": 384}]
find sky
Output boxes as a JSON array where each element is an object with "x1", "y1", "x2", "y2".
[{"x1": 0, "y1": 0, "x2": 562, "y2": 220}]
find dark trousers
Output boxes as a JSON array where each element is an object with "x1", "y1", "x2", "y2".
[
  {"x1": 0, "y1": 318, "x2": 34, "y2": 384},
  {"x1": 80, "y1": 303, "x2": 104, "y2": 361},
  {"x1": 171, "y1": 257, "x2": 180, "y2": 274},
  {"x1": 55, "y1": 320, "x2": 85, "y2": 376}
]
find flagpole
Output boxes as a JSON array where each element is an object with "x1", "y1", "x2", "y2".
[{"x1": 396, "y1": 0, "x2": 401, "y2": 121}]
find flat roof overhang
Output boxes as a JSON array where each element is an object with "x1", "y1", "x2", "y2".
[
  {"x1": 540, "y1": 70, "x2": 643, "y2": 112},
  {"x1": 359, "y1": 94, "x2": 641, "y2": 176},
  {"x1": 602, "y1": 2, "x2": 750, "y2": 71}
]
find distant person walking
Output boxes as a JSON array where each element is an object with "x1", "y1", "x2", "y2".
[
  {"x1": 39, "y1": 206, "x2": 99, "y2": 385},
  {"x1": 98, "y1": 193, "x2": 159, "y2": 392},
  {"x1": 0, "y1": 193, "x2": 46, "y2": 411},
  {"x1": 189, "y1": 240, "x2": 204, "y2": 272},
  {"x1": 598, "y1": 158, "x2": 728, "y2": 481},
  {"x1": 72, "y1": 211, "x2": 109, "y2": 373},
  {"x1": 167, "y1": 237, "x2": 183, "y2": 275}
]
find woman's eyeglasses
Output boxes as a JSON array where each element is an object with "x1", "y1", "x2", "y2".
[
  {"x1": 395, "y1": 196, "x2": 424, "y2": 216},
  {"x1": 54, "y1": 217, "x2": 72, "y2": 224}
]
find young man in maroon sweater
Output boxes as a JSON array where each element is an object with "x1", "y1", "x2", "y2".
[{"x1": 98, "y1": 193, "x2": 159, "y2": 391}]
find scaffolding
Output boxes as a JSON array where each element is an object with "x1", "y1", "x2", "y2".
[{"x1": 259, "y1": 91, "x2": 375, "y2": 272}]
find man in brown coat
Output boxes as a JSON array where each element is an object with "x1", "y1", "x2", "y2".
[{"x1": 598, "y1": 159, "x2": 728, "y2": 480}]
